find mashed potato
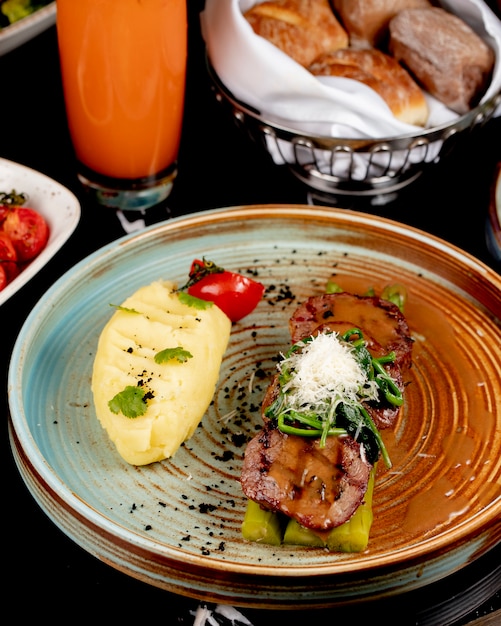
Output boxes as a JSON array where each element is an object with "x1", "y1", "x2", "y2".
[{"x1": 91, "y1": 280, "x2": 231, "y2": 465}]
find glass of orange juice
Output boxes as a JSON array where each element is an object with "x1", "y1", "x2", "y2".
[{"x1": 56, "y1": 0, "x2": 187, "y2": 211}]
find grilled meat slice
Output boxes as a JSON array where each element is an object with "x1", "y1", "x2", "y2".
[
  {"x1": 240, "y1": 291, "x2": 412, "y2": 534},
  {"x1": 288, "y1": 293, "x2": 412, "y2": 430},
  {"x1": 240, "y1": 422, "x2": 372, "y2": 530},
  {"x1": 289, "y1": 293, "x2": 413, "y2": 372}
]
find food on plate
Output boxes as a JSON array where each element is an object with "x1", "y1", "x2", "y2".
[
  {"x1": 308, "y1": 47, "x2": 428, "y2": 125},
  {"x1": 244, "y1": 0, "x2": 348, "y2": 67},
  {"x1": 182, "y1": 257, "x2": 265, "y2": 323},
  {"x1": 289, "y1": 291, "x2": 412, "y2": 373},
  {"x1": 243, "y1": 462, "x2": 377, "y2": 551},
  {"x1": 0, "y1": 203, "x2": 49, "y2": 262},
  {"x1": 389, "y1": 7, "x2": 495, "y2": 114},
  {"x1": 0, "y1": 231, "x2": 18, "y2": 289},
  {"x1": 332, "y1": 0, "x2": 431, "y2": 49},
  {"x1": 0, "y1": 189, "x2": 50, "y2": 291},
  {"x1": 91, "y1": 280, "x2": 232, "y2": 465},
  {"x1": 241, "y1": 288, "x2": 413, "y2": 550},
  {"x1": 0, "y1": 0, "x2": 51, "y2": 28},
  {"x1": 91, "y1": 259, "x2": 264, "y2": 465}
]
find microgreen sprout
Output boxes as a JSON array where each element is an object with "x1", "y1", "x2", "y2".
[{"x1": 264, "y1": 329, "x2": 402, "y2": 468}]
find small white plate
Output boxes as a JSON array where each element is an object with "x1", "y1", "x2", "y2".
[
  {"x1": 0, "y1": 2, "x2": 56, "y2": 56},
  {"x1": 0, "y1": 157, "x2": 80, "y2": 306}
]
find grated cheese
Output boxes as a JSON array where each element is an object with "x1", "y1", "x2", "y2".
[{"x1": 279, "y1": 332, "x2": 379, "y2": 411}]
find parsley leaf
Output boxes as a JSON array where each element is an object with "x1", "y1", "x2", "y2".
[
  {"x1": 178, "y1": 291, "x2": 213, "y2": 310},
  {"x1": 109, "y1": 304, "x2": 141, "y2": 314},
  {"x1": 108, "y1": 386, "x2": 147, "y2": 418},
  {"x1": 154, "y1": 347, "x2": 193, "y2": 364}
]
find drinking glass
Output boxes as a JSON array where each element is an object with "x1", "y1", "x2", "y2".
[{"x1": 56, "y1": 0, "x2": 187, "y2": 211}]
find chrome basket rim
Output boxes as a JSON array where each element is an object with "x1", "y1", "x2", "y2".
[{"x1": 207, "y1": 57, "x2": 500, "y2": 196}]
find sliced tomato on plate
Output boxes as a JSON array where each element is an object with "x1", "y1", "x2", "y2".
[
  {"x1": 185, "y1": 258, "x2": 265, "y2": 322},
  {"x1": 0, "y1": 231, "x2": 19, "y2": 285},
  {"x1": 0, "y1": 206, "x2": 10, "y2": 223},
  {"x1": 1, "y1": 206, "x2": 49, "y2": 263},
  {"x1": 0, "y1": 190, "x2": 50, "y2": 291},
  {"x1": 0, "y1": 266, "x2": 7, "y2": 291}
]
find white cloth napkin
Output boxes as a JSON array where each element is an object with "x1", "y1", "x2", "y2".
[
  {"x1": 201, "y1": 0, "x2": 501, "y2": 181},
  {"x1": 201, "y1": 0, "x2": 501, "y2": 137}
]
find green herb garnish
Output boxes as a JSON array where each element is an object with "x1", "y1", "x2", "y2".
[
  {"x1": 326, "y1": 283, "x2": 408, "y2": 313},
  {"x1": 154, "y1": 347, "x2": 193, "y2": 364},
  {"x1": 325, "y1": 280, "x2": 343, "y2": 294},
  {"x1": 108, "y1": 386, "x2": 147, "y2": 418},
  {"x1": 177, "y1": 291, "x2": 214, "y2": 309},
  {"x1": 178, "y1": 257, "x2": 224, "y2": 291},
  {"x1": 264, "y1": 329, "x2": 401, "y2": 468},
  {"x1": 381, "y1": 284, "x2": 408, "y2": 313},
  {"x1": 110, "y1": 304, "x2": 141, "y2": 314}
]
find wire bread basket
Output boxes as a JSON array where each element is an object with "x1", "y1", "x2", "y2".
[{"x1": 208, "y1": 61, "x2": 501, "y2": 198}]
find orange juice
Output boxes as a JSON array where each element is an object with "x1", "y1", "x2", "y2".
[{"x1": 56, "y1": 0, "x2": 187, "y2": 182}]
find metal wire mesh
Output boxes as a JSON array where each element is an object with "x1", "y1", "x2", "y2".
[{"x1": 209, "y1": 61, "x2": 500, "y2": 197}]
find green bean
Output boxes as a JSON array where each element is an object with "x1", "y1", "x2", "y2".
[
  {"x1": 381, "y1": 284, "x2": 408, "y2": 313},
  {"x1": 325, "y1": 280, "x2": 343, "y2": 294},
  {"x1": 372, "y1": 355, "x2": 404, "y2": 407}
]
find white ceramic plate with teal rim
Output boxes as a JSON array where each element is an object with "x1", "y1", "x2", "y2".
[
  {"x1": 8, "y1": 205, "x2": 501, "y2": 608},
  {"x1": 0, "y1": 157, "x2": 80, "y2": 305},
  {"x1": 0, "y1": 2, "x2": 55, "y2": 56}
]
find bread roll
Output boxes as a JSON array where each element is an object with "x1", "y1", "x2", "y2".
[
  {"x1": 244, "y1": 0, "x2": 348, "y2": 67},
  {"x1": 332, "y1": 0, "x2": 431, "y2": 48},
  {"x1": 309, "y1": 48, "x2": 429, "y2": 125},
  {"x1": 389, "y1": 7, "x2": 495, "y2": 114}
]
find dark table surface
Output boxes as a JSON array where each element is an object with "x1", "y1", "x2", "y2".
[{"x1": 1, "y1": 2, "x2": 500, "y2": 624}]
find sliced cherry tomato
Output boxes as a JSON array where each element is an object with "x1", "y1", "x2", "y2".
[
  {"x1": 0, "y1": 206, "x2": 9, "y2": 225},
  {"x1": 0, "y1": 190, "x2": 27, "y2": 224},
  {"x1": 186, "y1": 258, "x2": 265, "y2": 322},
  {"x1": 1, "y1": 206, "x2": 49, "y2": 263},
  {"x1": 0, "y1": 231, "x2": 19, "y2": 286},
  {"x1": 0, "y1": 265, "x2": 7, "y2": 291}
]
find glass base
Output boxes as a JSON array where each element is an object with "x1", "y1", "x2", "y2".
[{"x1": 77, "y1": 162, "x2": 177, "y2": 211}]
